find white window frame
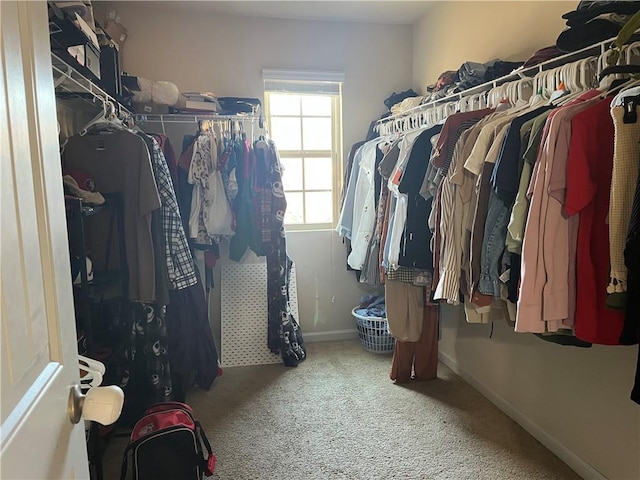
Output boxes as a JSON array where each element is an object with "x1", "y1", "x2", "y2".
[{"x1": 263, "y1": 70, "x2": 344, "y2": 231}]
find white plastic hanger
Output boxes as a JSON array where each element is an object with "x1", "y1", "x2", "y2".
[
  {"x1": 517, "y1": 78, "x2": 534, "y2": 104},
  {"x1": 78, "y1": 354, "x2": 106, "y2": 391},
  {"x1": 69, "y1": 355, "x2": 124, "y2": 426},
  {"x1": 79, "y1": 99, "x2": 123, "y2": 136}
]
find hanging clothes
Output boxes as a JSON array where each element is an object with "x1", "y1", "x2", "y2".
[
  {"x1": 365, "y1": 75, "x2": 640, "y2": 392},
  {"x1": 152, "y1": 133, "x2": 180, "y2": 188},
  {"x1": 255, "y1": 140, "x2": 306, "y2": 366},
  {"x1": 126, "y1": 303, "x2": 173, "y2": 420},
  {"x1": 139, "y1": 133, "x2": 198, "y2": 291},
  {"x1": 359, "y1": 141, "x2": 396, "y2": 287},
  {"x1": 517, "y1": 93, "x2": 600, "y2": 334},
  {"x1": 138, "y1": 133, "x2": 219, "y2": 398},
  {"x1": 608, "y1": 102, "x2": 640, "y2": 297},
  {"x1": 188, "y1": 131, "x2": 235, "y2": 241},
  {"x1": 563, "y1": 96, "x2": 626, "y2": 344},
  {"x1": 166, "y1": 283, "x2": 220, "y2": 399},
  {"x1": 346, "y1": 140, "x2": 380, "y2": 270},
  {"x1": 62, "y1": 129, "x2": 161, "y2": 303},
  {"x1": 229, "y1": 137, "x2": 264, "y2": 261},
  {"x1": 177, "y1": 133, "x2": 220, "y2": 291},
  {"x1": 624, "y1": 169, "x2": 640, "y2": 405},
  {"x1": 390, "y1": 303, "x2": 439, "y2": 384},
  {"x1": 337, "y1": 141, "x2": 368, "y2": 240}
]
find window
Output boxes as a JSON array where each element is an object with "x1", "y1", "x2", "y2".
[{"x1": 263, "y1": 70, "x2": 343, "y2": 229}]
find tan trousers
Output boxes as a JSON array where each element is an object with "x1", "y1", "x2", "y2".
[{"x1": 389, "y1": 304, "x2": 438, "y2": 383}]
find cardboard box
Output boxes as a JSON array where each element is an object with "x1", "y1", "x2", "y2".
[
  {"x1": 66, "y1": 42, "x2": 101, "y2": 80},
  {"x1": 133, "y1": 102, "x2": 170, "y2": 115},
  {"x1": 104, "y1": 19, "x2": 127, "y2": 46}
]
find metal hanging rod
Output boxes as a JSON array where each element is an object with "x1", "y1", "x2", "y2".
[
  {"x1": 135, "y1": 113, "x2": 264, "y2": 136},
  {"x1": 135, "y1": 113, "x2": 261, "y2": 123}
]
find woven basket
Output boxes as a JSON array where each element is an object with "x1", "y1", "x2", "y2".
[{"x1": 351, "y1": 307, "x2": 394, "y2": 354}]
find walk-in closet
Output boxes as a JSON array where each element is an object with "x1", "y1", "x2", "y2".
[{"x1": 1, "y1": 1, "x2": 639, "y2": 479}]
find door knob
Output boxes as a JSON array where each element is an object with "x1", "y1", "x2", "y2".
[{"x1": 68, "y1": 384, "x2": 124, "y2": 425}]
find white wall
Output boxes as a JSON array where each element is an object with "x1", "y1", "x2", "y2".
[
  {"x1": 413, "y1": 1, "x2": 574, "y2": 93},
  {"x1": 93, "y1": 1, "x2": 413, "y2": 344},
  {"x1": 414, "y1": 3, "x2": 640, "y2": 480},
  {"x1": 440, "y1": 307, "x2": 640, "y2": 480}
]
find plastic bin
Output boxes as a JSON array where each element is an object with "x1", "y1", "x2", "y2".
[{"x1": 351, "y1": 307, "x2": 394, "y2": 354}]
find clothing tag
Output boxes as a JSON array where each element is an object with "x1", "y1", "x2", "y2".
[
  {"x1": 413, "y1": 269, "x2": 431, "y2": 287},
  {"x1": 96, "y1": 139, "x2": 105, "y2": 151},
  {"x1": 623, "y1": 96, "x2": 638, "y2": 124}
]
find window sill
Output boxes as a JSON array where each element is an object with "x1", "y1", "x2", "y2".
[{"x1": 286, "y1": 225, "x2": 336, "y2": 233}]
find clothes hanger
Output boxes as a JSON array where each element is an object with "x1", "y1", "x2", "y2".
[
  {"x1": 62, "y1": 97, "x2": 107, "y2": 149},
  {"x1": 529, "y1": 68, "x2": 554, "y2": 106},
  {"x1": 508, "y1": 81, "x2": 519, "y2": 105},
  {"x1": 480, "y1": 90, "x2": 489, "y2": 109},
  {"x1": 503, "y1": 83, "x2": 514, "y2": 105},
  {"x1": 599, "y1": 64, "x2": 640, "y2": 82},
  {"x1": 553, "y1": 59, "x2": 599, "y2": 106},
  {"x1": 531, "y1": 73, "x2": 544, "y2": 105},
  {"x1": 79, "y1": 99, "x2": 123, "y2": 136},
  {"x1": 553, "y1": 62, "x2": 585, "y2": 105},
  {"x1": 543, "y1": 66, "x2": 563, "y2": 102},
  {"x1": 517, "y1": 78, "x2": 534, "y2": 104},
  {"x1": 601, "y1": 76, "x2": 640, "y2": 101},
  {"x1": 597, "y1": 43, "x2": 640, "y2": 99},
  {"x1": 597, "y1": 47, "x2": 626, "y2": 90},
  {"x1": 466, "y1": 93, "x2": 475, "y2": 111},
  {"x1": 78, "y1": 355, "x2": 105, "y2": 391},
  {"x1": 471, "y1": 92, "x2": 482, "y2": 110},
  {"x1": 486, "y1": 84, "x2": 499, "y2": 107},
  {"x1": 78, "y1": 98, "x2": 107, "y2": 136},
  {"x1": 577, "y1": 57, "x2": 598, "y2": 91}
]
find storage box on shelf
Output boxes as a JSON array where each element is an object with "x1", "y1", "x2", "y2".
[
  {"x1": 49, "y1": 1, "x2": 101, "y2": 82},
  {"x1": 50, "y1": 3, "x2": 128, "y2": 110}
]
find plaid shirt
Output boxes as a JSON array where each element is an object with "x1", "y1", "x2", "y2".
[
  {"x1": 148, "y1": 137, "x2": 198, "y2": 290},
  {"x1": 386, "y1": 265, "x2": 416, "y2": 283}
]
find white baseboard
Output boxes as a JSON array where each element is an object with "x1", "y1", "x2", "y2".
[
  {"x1": 304, "y1": 329, "x2": 358, "y2": 343},
  {"x1": 439, "y1": 351, "x2": 606, "y2": 480}
]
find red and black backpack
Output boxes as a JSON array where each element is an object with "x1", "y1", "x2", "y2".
[{"x1": 120, "y1": 402, "x2": 216, "y2": 480}]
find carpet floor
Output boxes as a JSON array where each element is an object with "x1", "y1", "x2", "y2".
[{"x1": 103, "y1": 340, "x2": 581, "y2": 480}]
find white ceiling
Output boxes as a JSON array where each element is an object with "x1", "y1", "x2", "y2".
[{"x1": 134, "y1": 1, "x2": 434, "y2": 25}]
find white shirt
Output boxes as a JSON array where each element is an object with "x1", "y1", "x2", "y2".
[
  {"x1": 384, "y1": 130, "x2": 425, "y2": 270},
  {"x1": 347, "y1": 140, "x2": 379, "y2": 270},
  {"x1": 336, "y1": 144, "x2": 366, "y2": 239}
]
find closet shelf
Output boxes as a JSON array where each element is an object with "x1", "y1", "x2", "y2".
[
  {"x1": 52, "y1": 51, "x2": 131, "y2": 116},
  {"x1": 376, "y1": 34, "x2": 629, "y2": 129}
]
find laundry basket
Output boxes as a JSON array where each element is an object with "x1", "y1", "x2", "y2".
[{"x1": 352, "y1": 307, "x2": 394, "y2": 354}]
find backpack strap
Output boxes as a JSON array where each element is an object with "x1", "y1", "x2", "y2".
[
  {"x1": 120, "y1": 444, "x2": 132, "y2": 480},
  {"x1": 195, "y1": 421, "x2": 216, "y2": 476},
  {"x1": 145, "y1": 401, "x2": 194, "y2": 415}
]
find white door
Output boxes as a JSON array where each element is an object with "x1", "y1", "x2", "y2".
[{"x1": 1, "y1": 1, "x2": 91, "y2": 478}]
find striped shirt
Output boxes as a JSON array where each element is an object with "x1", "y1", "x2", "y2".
[{"x1": 433, "y1": 120, "x2": 485, "y2": 304}]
